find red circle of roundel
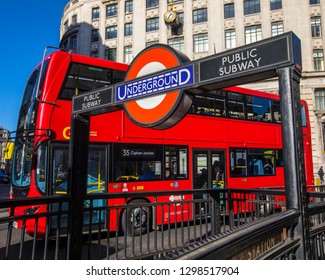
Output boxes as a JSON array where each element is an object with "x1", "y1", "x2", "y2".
[{"x1": 123, "y1": 44, "x2": 191, "y2": 129}]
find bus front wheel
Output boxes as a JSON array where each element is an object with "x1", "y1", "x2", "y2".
[{"x1": 122, "y1": 199, "x2": 151, "y2": 236}]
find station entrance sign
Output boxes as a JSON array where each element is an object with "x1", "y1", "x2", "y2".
[{"x1": 119, "y1": 45, "x2": 195, "y2": 129}]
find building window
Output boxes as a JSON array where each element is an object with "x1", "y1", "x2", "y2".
[
  {"x1": 64, "y1": 20, "x2": 69, "y2": 32},
  {"x1": 125, "y1": 0, "x2": 133, "y2": 13},
  {"x1": 270, "y1": 0, "x2": 282, "y2": 10},
  {"x1": 91, "y1": 29, "x2": 99, "y2": 42},
  {"x1": 168, "y1": 0, "x2": 181, "y2": 3},
  {"x1": 92, "y1": 7, "x2": 100, "y2": 20},
  {"x1": 310, "y1": 0, "x2": 320, "y2": 4},
  {"x1": 146, "y1": 0, "x2": 159, "y2": 8},
  {"x1": 193, "y1": 8, "x2": 208, "y2": 24},
  {"x1": 124, "y1": 46, "x2": 133, "y2": 64},
  {"x1": 311, "y1": 16, "x2": 322, "y2": 37},
  {"x1": 61, "y1": 39, "x2": 68, "y2": 50},
  {"x1": 70, "y1": 35, "x2": 77, "y2": 51},
  {"x1": 225, "y1": 29, "x2": 236, "y2": 49},
  {"x1": 146, "y1": 17, "x2": 159, "y2": 32},
  {"x1": 271, "y1": 21, "x2": 283, "y2": 36},
  {"x1": 106, "y1": 26, "x2": 117, "y2": 39},
  {"x1": 90, "y1": 50, "x2": 99, "y2": 58},
  {"x1": 315, "y1": 88, "x2": 325, "y2": 111},
  {"x1": 105, "y1": 48, "x2": 117, "y2": 61},
  {"x1": 244, "y1": 0, "x2": 260, "y2": 15},
  {"x1": 72, "y1": 15, "x2": 77, "y2": 26},
  {"x1": 245, "y1": 25, "x2": 262, "y2": 44},
  {"x1": 313, "y1": 49, "x2": 324, "y2": 71},
  {"x1": 106, "y1": 4, "x2": 118, "y2": 17},
  {"x1": 193, "y1": 33, "x2": 208, "y2": 53},
  {"x1": 124, "y1": 22, "x2": 133, "y2": 36},
  {"x1": 224, "y1": 3, "x2": 235, "y2": 19},
  {"x1": 168, "y1": 37, "x2": 184, "y2": 53}
]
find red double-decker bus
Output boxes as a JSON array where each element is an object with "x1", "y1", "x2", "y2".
[{"x1": 8, "y1": 49, "x2": 314, "y2": 236}]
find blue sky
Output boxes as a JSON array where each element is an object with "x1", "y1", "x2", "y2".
[{"x1": 0, "y1": 0, "x2": 68, "y2": 132}]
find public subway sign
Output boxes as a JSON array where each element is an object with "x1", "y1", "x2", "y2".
[
  {"x1": 73, "y1": 87, "x2": 113, "y2": 115},
  {"x1": 198, "y1": 32, "x2": 302, "y2": 86},
  {"x1": 115, "y1": 64, "x2": 194, "y2": 102}
]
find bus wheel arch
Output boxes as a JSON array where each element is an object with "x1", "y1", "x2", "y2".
[{"x1": 121, "y1": 198, "x2": 152, "y2": 236}]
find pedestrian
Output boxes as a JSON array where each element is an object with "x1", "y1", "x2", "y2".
[{"x1": 318, "y1": 166, "x2": 324, "y2": 184}]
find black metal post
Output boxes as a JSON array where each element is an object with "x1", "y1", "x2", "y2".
[
  {"x1": 277, "y1": 67, "x2": 311, "y2": 259},
  {"x1": 67, "y1": 114, "x2": 90, "y2": 260}
]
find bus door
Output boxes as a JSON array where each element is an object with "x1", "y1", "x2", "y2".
[
  {"x1": 49, "y1": 143, "x2": 108, "y2": 230},
  {"x1": 193, "y1": 150, "x2": 226, "y2": 214}
]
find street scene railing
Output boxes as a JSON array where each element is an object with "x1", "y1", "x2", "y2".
[{"x1": 0, "y1": 187, "x2": 324, "y2": 260}]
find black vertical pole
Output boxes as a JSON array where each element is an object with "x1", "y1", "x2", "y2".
[
  {"x1": 277, "y1": 67, "x2": 311, "y2": 259},
  {"x1": 67, "y1": 114, "x2": 90, "y2": 260}
]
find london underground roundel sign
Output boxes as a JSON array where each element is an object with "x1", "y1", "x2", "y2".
[{"x1": 119, "y1": 44, "x2": 194, "y2": 129}]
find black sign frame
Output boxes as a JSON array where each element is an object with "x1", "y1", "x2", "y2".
[
  {"x1": 196, "y1": 32, "x2": 301, "y2": 88},
  {"x1": 72, "y1": 32, "x2": 301, "y2": 116}
]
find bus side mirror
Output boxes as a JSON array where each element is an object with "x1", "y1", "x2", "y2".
[{"x1": 3, "y1": 141, "x2": 14, "y2": 160}]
